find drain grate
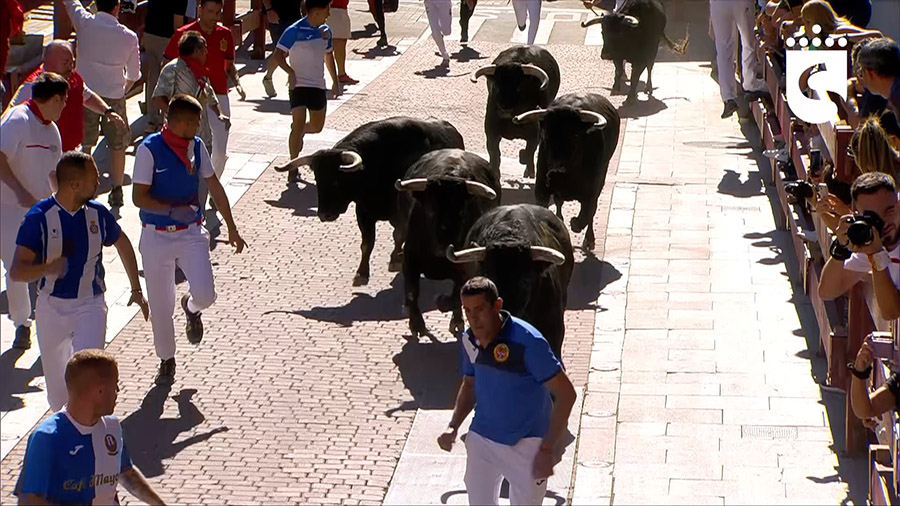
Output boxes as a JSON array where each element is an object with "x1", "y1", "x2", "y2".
[{"x1": 741, "y1": 425, "x2": 799, "y2": 440}]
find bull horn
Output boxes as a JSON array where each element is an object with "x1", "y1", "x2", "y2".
[
  {"x1": 513, "y1": 109, "x2": 548, "y2": 124},
  {"x1": 530, "y1": 246, "x2": 566, "y2": 265},
  {"x1": 521, "y1": 64, "x2": 550, "y2": 90},
  {"x1": 447, "y1": 244, "x2": 487, "y2": 264},
  {"x1": 579, "y1": 110, "x2": 608, "y2": 128},
  {"x1": 395, "y1": 178, "x2": 429, "y2": 192},
  {"x1": 464, "y1": 181, "x2": 497, "y2": 200},
  {"x1": 471, "y1": 65, "x2": 496, "y2": 83},
  {"x1": 274, "y1": 154, "x2": 314, "y2": 172},
  {"x1": 622, "y1": 14, "x2": 639, "y2": 27},
  {"x1": 339, "y1": 150, "x2": 363, "y2": 172}
]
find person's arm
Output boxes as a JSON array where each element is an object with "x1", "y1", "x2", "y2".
[
  {"x1": 113, "y1": 231, "x2": 149, "y2": 320},
  {"x1": 541, "y1": 372, "x2": 577, "y2": 449},
  {"x1": 206, "y1": 175, "x2": 246, "y2": 252},
  {"x1": 9, "y1": 246, "x2": 65, "y2": 283},
  {"x1": 151, "y1": 65, "x2": 176, "y2": 116},
  {"x1": 9, "y1": 82, "x2": 31, "y2": 107},
  {"x1": 850, "y1": 341, "x2": 897, "y2": 419},
  {"x1": 119, "y1": 468, "x2": 165, "y2": 505},
  {"x1": 0, "y1": 152, "x2": 38, "y2": 207},
  {"x1": 84, "y1": 92, "x2": 126, "y2": 130},
  {"x1": 61, "y1": 0, "x2": 91, "y2": 30},
  {"x1": 437, "y1": 376, "x2": 475, "y2": 451},
  {"x1": 818, "y1": 255, "x2": 866, "y2": 299},
  {"x1": 125, "y1": 35, "x2": 142, "y2": 90},
  {"x1": 869, "y1": 251, "x2": 900, "y2": 319},
  {"x1": 273, "y1": 48, "x2": 294, "y2": 80}
]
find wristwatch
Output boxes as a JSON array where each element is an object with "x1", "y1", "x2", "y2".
[
  {"x1": 847, "y1": 361, "x2": 873, "y2": 379},
  {"x1": 103, "y1": 106, "x2": 115, "y2": 117},
  {"x1": 448, "y1": 420, "x2": 459, "y2": 430}
]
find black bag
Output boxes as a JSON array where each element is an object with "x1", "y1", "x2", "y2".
[{"x1": 383, "y1": 0, "x2": 399, "y2": 13}]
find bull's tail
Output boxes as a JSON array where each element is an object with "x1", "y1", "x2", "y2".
[{"x1": 663, "y1": 24, "x2": 690, "y2": 55}]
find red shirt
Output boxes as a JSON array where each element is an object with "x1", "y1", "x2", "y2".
[
  {"x1": 1, "y1": 0, "x2": 25, "y2": 82},
  {"x1": 23, "y1": 67, "x2": 86, "y2": 151},
  {"x1": 331, "y1": 0, "x2": 349, "y2": 8},
  {"x1": 164, "y1": 20, "x2": 235, "y2": 95}
]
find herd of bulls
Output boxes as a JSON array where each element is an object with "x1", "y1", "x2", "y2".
[{"x1": 274, "y1": 0, "x2": 686, "y2": 360}]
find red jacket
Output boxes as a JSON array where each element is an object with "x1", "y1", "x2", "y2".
[{"x1": 1, "y1": 0, "x2": 25, "y2": 80}]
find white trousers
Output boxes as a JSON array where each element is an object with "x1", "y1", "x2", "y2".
[
  {"x1": 139, "y1": 223, "x2": 216, "y2": 361},
  {"x1": 710, "y1": 0, "x2": 766, "y2": 101},
  {"x1": 35, "y1": 294, "x2": 107, "y2": 411},
  {"x1": 464, "y1": 431, "x2": 548, "y2": 506},
  {"x1": 0, "y1": 204, "x2": 31, "y2": 327},
  {"x1": 208, "y1": 93, "x2": 230, "y2": 179},
  {"x1": 512, "y1": 0, "x2": 542, "y2": 46},
  {"x1": 425, "y1": 0, "x2": 452, "y2": 58}
]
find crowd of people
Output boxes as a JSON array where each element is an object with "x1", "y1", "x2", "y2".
[{"x1": 1, "y1": 0, "x2": 898, "y2": 503}]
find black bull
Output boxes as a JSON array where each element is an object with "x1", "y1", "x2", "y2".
[
  {"x1": 515, "y1": 92, "x2": 621, "y2": 251},
  {"x1": 274, "y1": 116, "x2": 465, "y2": 286},
  {"x1": 582, "y1": 0, "x2": 688, "y2": 105},
  {"x1": 396, "y1": 149, "x2": 501, "y2": 339},
  {"x1": 447, "y1": 204, "x2": 574, "y2": 359},
  {"x1": 472, "y1": 45, "x2": 561, "y2": 178}
]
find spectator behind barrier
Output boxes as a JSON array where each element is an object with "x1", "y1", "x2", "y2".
[
  {"x1": 856, "y1": 38, "x2": 900, "y2": 116},
  {"x1": 818, "y1": 172, "x2": 900, "y2": 322},
  {"x1": 797, "y1": 0, "x2": 882, "y2": 42},
  {"x1": 850, "y1": 115, "x2": 900, "y2": 177}
]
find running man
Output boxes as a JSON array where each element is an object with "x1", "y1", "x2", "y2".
[
  {"x1": 132, "y1": 94, "x2": 247, "y2": 386},
  {"x1": 271, "y1": 0, "x2": 341, "y2": 183},
  {"x1": 9, "y1": 151, "x2": 148, "y2": 412},
  {"x1": 437, "y1": 277, "x2": 577, "y2": 505}
]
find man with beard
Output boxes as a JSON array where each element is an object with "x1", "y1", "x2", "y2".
[
  {"x1": 14, "y1": 350, "x2": 165, "y2": 505},
  {"x1": 819, "y1": 172, "x2": 900, "y2": 321},
  {"x1": 8, "y1": 151, "x2": 148, "y2": 412},
  {"x1": 11, "y1": 40, "x2": 128, "y2": 153}
]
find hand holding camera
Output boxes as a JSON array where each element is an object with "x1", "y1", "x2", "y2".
[{"x1": 837, "y1": 211, "x2": 885, "y2": 255}]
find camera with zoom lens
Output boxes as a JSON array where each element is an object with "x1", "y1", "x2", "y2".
[
  {"x1": 784, "y1": 180, "x2": 814, "y2": 204},
  {"x1": 846, "y1": 211, "x2": 885, "y2": 246}
]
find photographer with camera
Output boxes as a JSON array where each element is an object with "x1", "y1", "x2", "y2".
[
  {"x1": 849, "y1": 335, "x2": 900, "y2": 423},
  {"x1": 819, "y1": 172, "x2": 900, "y2": 321}
]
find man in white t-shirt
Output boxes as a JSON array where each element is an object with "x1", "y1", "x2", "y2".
[
  {"x1": 0, "y1": 72, "x2": 67, "y2": 350},
  {"x1": 819, "y1": 172, "x2": 900, "y2": 321}
]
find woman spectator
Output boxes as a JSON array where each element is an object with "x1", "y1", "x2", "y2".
[
  {"x1": 797, "y1": 1, "x2": 881, "y2": 43},
  {"x1": 330, "y1": 0, "x2": 357, "y2": 84},
  {"x1": 850, "y1": 113, "x2": 900, "y2": 176}
]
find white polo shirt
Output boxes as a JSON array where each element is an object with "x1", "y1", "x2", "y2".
[
  {"x1": 0, "y1": 104, "x2": 61, "y2": 211},
  {"x1": 845, "y1": 241, "x2": 900, "y2": 286},
  {"x1": 63, "y1": 0, "x2": 141, "y2": 99}
]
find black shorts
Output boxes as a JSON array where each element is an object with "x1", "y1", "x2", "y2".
[{"x1": 290, "y1": 86, "x2": 327, "y2": 111}]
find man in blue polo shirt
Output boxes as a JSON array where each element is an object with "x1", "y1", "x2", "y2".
[
  {"x1": 9, "y1": 151, "x2": 148, "y2": 412},
  {"x1": 437, "y1": 276, "x2": 577, "y2": 506},
  {"x1": 132, "y1": 94, "x2": 246, "y2": 386},
  {"x1": 14, "y1": 349, "x2": 165, "y2": 504}
]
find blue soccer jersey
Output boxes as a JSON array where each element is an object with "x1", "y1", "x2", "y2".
[
  {"x1": 277, "y1": 17, "x2": 333, "y2": 89},
  {"x1": 14, "y1": 411, "x2": 132, "y2": 505},
  {"x1": 16, "y1": 197, "x2": 121, "y2": 299},
  {"x1": 459, "y1": 311, "x2": 563, "y2": 446}
]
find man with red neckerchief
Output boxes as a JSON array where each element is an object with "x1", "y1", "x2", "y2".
[
  {"x1": 164, "y1": 0, "x2": 243, "y2": 187},
  {"x1": 11, "y1": 40, "x2": 127, "y2": 153},
  {"x1": 0, "y1": 72, "x2": 67, "y2": 350}
]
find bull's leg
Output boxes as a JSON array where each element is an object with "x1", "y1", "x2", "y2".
[
  {"x1": 485, "y1": 121, "x2": 502, "y2": 173},
  {"x1": 522, "y1": 131, "x2": 539, "y2": 178},
  {"x1": 448, "y1": 279, "x2": 465, "y2": 336},
  {"x1": 555, "y1": 199, "x2": 564, "y2": 220},
  {"x1": 625, "y1": 63, "x2": 645, "y2": 106},
  {"x1": 354, "y1": 213, "x2": 377, "y2": 286},
  {"x1": 389, "y1": 225, "x2": 405, "y2": 272},
  {"x1": 646, "y1": 62, "x2": 655, "y2": 96},
  {"x1": 572, "y1": 197, "x2": 598, "y2": 250},
  {"x1": 404, "y1": 258, "x2": 429, "y2": 338},
  {"x1": 535, "y1": 147, "x2": 552, "y2": 206},
  {"x1": 612, "y1": 59, "x2": 626, "y2": 94}
]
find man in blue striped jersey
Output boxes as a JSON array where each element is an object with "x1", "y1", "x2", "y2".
[
  {"x1": 9, "y1": 151, "x2": 148, "y2": 412},
  {"x1": 14, "y1": 349, "x2": 165, "y2": 505}
]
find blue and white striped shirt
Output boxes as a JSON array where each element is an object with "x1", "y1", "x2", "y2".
[{"x1": 16, "y1": 197, "x2": 121, "y2": 299}]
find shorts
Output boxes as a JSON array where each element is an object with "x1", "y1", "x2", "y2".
[
  {"x1": 83, "y1": 96, "x2": 130, "y2": 150},
  {"x1": 290, "y1": 86, "x2": 327, "y2": 111},
  {"x1": 268, "y1": 22, "x2": 286, "y2": 46},
  {"x1": 329, "y1": 7, "x2": 351, "y2": 39}
]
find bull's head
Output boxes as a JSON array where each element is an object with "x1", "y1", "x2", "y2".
[
  {"x1": 472, "y1": 63, "x2": 551, "y2": 118},
  {"x1": 446, "y1": 243, "x2": 565, "y2": 315},
  {"x1": 582, "y1": 8, "x2": 640, "y2": 61},
  {"x1": 396, "y1": 177, "x2": 497, "y2": 254},
  {"x1": 274, "y1": 149, "x2": 363, "y2": 221},
  {"x1": 514, "y1": 106, "x2": 607, "y2": 176}
]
